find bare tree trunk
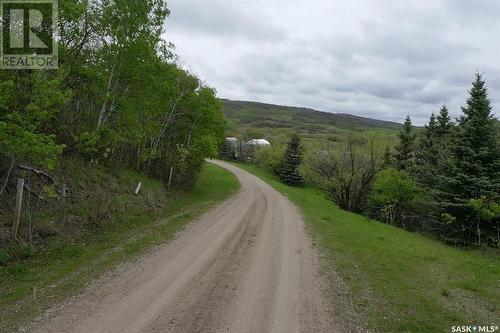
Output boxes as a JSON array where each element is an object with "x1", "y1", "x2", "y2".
[
  {"x1": 97, "y1": 62, "x2": 116, "y2": 129},
  {"x1": 496, "y1": 221, "x2": 499, "y2": 246},
  {"x1": 59, "y1": 185, "x2": 67, "y2": 225},
  {"x1": 154, "y1": 90, "x2": 185, "y2": 149},
  {"x1": 146, "y1": 89, "x2": 186, "y2": 168},
  {"x1": 12, "y1": 178, "x2": 24, "y2": 239},
  {"x1": 0, "y1": 154, "x2": 14, "y2": 196},
  {"x1": 186, "y1": 120, "x2": 197, "y2": 146},
  {"x1": 477, "y1": 217, "x2": 481, "y2": 245}
]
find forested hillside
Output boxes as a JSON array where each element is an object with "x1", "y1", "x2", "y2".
[
  {"x1": 0, "y1": 1, "x2": 225, "y2": 251},
  {"x1": 223, "y1": 99, "x2": 402, "y2": 143}
]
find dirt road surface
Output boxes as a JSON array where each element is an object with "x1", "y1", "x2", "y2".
[{"x1": 31, "y1": 160, "x2": 337, "y2": 333}]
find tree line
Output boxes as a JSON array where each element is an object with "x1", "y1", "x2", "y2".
[
  {"x1": 256, "y1": 73, "x2": 500, "y2": 247},
  {"x1": 0, "y1": 0, "x2": 225, "y2": 194}
]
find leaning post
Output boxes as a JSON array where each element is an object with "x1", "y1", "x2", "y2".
[{"x1": 12, "y1": 178, "x2": 25, "y2": 239}]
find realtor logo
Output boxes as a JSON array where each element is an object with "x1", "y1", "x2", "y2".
[{"x1": 0, "y1": 0, "x2": 58, "y2": 69}]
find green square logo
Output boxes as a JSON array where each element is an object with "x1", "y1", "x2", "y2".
[{"x1": 0, "y1": 0, "x2": 58, "y2": 69}]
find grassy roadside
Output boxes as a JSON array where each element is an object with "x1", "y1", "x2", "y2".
[
  {"x1": 0, "y1": 163, "x2": 239, "y2": 332},
  {"x1": 232, "y1": 162, "x2": 500, "y2": 333}
]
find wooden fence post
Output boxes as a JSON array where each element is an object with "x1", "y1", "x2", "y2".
[
  {"x1": 60, "y1": 184, "x2": 67, "y2": 225},
  {"x1": 134, "y1": 182, "x2": 142, "y2": 195},
  {"x1": 168, "y1": 167, "x2": 173, "y2": 190},
  {"x1": 12, "y1": 178, "x2": 24, "y2": 239}
]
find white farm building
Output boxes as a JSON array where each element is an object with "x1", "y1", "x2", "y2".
[
  {"x1": 247, "y1": 139, "x2": 271, "y2": 146},
  {"x1": 220, "y1": 137, "x2": 271, "y2": 161}
]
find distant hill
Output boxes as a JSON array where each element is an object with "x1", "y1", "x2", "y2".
[{"x1": 222, "y1": 100, "x2": 402, "y2": 140}]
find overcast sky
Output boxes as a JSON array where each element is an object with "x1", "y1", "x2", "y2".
[{"x1": 163, "y1": 0, "x2": 500, "y2": 124}]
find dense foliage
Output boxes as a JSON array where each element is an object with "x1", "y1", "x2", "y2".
[
  {"x1": 0, "y1": 0, "x2": 225, "y2": 194},
  {"x1": 430, "y1": 74, "x2": 500, "y2": 245},
  {"x1": 385, "y1": 73, "x2": 500, "y2": 246},
  {"x1": 255, "y1": 72, "x2": 499, "y2": 247},
  {"x1": 255, "y1": 145, "x2": 285, "y2": 176},
  {"x1": 369, "y1": 168, "x2": 419, "y2": 227}
]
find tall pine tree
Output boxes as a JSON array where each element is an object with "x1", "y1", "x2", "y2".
[
  {"x1": 394, "y1": 116, "x2": 416, "y2": 171},
  {"x1": 439, "y1": 73, "x2": 500, "y2": 244},
  {"x1": 421, "y1": 113, "x2": 438, "y2": 155},
  {"x1": 415, "y1": 113, "x2": 439, "y2": 188},
  {"x1": 279, "y1": 133, "x2": 304, "y2": 186},
  {"x1": 436, "y1": 104, "x2": 453, "y2": 138}
]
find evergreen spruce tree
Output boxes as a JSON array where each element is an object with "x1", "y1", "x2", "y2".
[
  {"x1": 421, "y1": 113, "x2": 438, "y2": 154},
  {"x1": 427, "y1": 105, "x2": 454, "y2": 203},
  {"x1": 415, "y1": 113, "x2": 439, "y2": 187},
  {"x1": 279, "y1": 133, "x2": 304, "y2": 186},
  {"x1": 394, "y1": 116, "x2": 416, "y2": 171},
  {"x1": 436, "y1": 104, "x2": 452, "y2": 138},
  {"x1": 439, "y1": 73, "x2": 500, "y2": 244},
  {"x1": 382, "y1": 146, "x2": 393, "y2": 169},
  {"x1": 433, "y1": 105, "x2": 454, "y2": 176}
]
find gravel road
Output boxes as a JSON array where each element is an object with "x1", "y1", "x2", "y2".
[{"x1": 31, "y1": 160, "x2": 337, "y2": 333}]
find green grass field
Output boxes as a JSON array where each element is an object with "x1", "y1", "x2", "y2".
[
  {"x1": 0, "y1": 163, "x2": 239, "y2": 332},
  {"x1": 233, "y1": 162, "x2": 500, "y2": 333}
]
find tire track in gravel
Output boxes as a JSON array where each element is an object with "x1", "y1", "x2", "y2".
[{"x1": 30, "y1": 160, "x2": 338, "y2": 333}]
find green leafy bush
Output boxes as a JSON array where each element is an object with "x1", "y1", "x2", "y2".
[
  {"x1": 369, "y1": 168, "x2": 419, "y2": 226},
  {"x1": 255, "y1": 145, "x2": 285, "y2": 176}
]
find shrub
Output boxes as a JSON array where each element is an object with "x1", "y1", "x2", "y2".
[
  {"x1": 369, "y1": 168, "x2": 419, "y2": 227},
  {"x1": 255, "y1": 145, "x2": 285, "y2": 176},
  {"x1": 302, "y1": 140, "x2": 378, "y2": 212}
]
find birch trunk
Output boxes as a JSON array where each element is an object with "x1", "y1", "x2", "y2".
[{"x1": 97, "y1": 63, "x2": 116, "y2": 129}]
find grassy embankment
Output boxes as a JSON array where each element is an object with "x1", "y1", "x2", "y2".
[
  {"x1": 234, "y1": 162, "x2": 499, "y2": 333},
  {"x1": 0, "y1": 163, "x2": 239, "y2": 332}
]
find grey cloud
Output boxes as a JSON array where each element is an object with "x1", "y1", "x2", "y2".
[
  {"x1": 165, "y1": 0, "x2": 500, "y2": 124},
  {"x1": 166, "y1": 0, "x2": 287, "y2": 42},
  {"x1": 444, "y1": 0, "x2": 500, "y2": 26}
]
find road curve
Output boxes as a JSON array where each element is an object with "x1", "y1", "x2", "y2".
[{"x1": 31, "y1": 160, "x2": 337, "y2": 333}]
